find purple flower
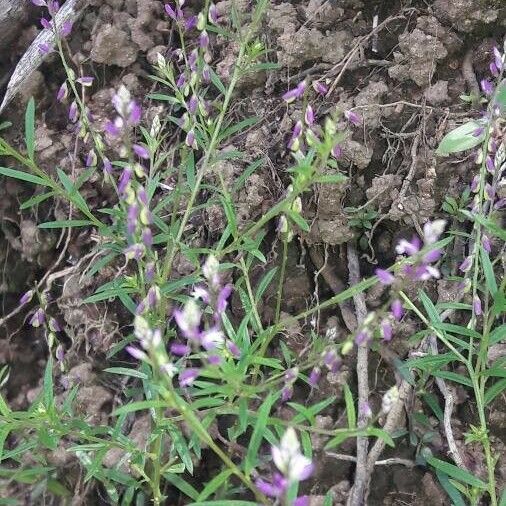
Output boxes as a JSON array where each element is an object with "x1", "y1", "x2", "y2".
[
  {"x1": 396, "y1": 236, "x2": 421, "y2": 256},
  {"x1": 331, "y1": 143, "x2": 342, "y2": 158},
  {"x1": 103, "y1": 158, "x2": 113, "y2": 175},
  {"x1": 423, "y1": 219, "x2": 446, "y2": 245},
  {"x1": 188, "y1": 95, "x2": 198, "y2": 114},
  {"x1": 147, "y1": 286, "x2": 161, "y2": 308},
  {"x1": 375, "y1": 268, "x2": 395, "y2": 285},
  {"x1": 216, "y1": 284, "x2": 233, "y2": 314},
  {"x1": 29, "y1": 308, "x2": 45, "y2": 328},
  {"x1": 31, "y1": 0, "x2": 47, "y2": 6},
  {"x1": 272, "y1": 428, "x2": 314, "y2": 482},
  {"x1": 199, "y1": 30, "x2": 209, "y2": 49},
  {"x1": 185, "y1": 130, "x2": 197, "y2": 149},
  {"x1": 227, "y1": 340, "x2": 241, "y2": 358},
  {"x1": 294, "y1": 497, "x2": 310, "y2": 506},
  {"x1": 482, "y1": 235, "x2": 491, "y2": 253},
  {"x1": 381, "y1": 320, "x2": 393, "y2": 341},
  {"x1": 282, "y1": 81, "x2": 306, "y2": 103},
  {"x1": 470, "y1": 175, "x2": 480, "y2": 192},
  {"x1": 485, "y1": 183, "x2": 495, "y2": 200},
  {"x1": 493, "y1": 46, "x2": 503, "y2": 71},
  {"x1": 56, "y1": 82, "x2": 68, "y2": 102},
  {"x1": 255, "y1": 475, "x2": 286, "y2": 498},
  {"x1": 173, "y1": 299, "x2": 202, "y2": 340},
  {"x1": 20, "y1": 290, "x2": 34, "y2": 305},
  {"x1": 77, "y1": 76, "x2": 94, "y2": 87},
  {"x1": 55, "y1": 344, "x2": 65, "y2": 362},
  {"x1": 86, "y1": 150, "x2": 97, "y2": 167},
  {"x1": 304, "y1": 105, "x2": 314, "y2": 126},
  {"x1": 359, "y1": 400, "x2": 373, "y2": 419},
  {"x1": 145, "y1": 262, "x2": 155, "y2": 282},
  {"x1": 323, "y1": 349, "x2": 341, "y2": 372},
  {"x1": 48, "y1": 1, "x2": 59, "y2": 15},
  {"x1": 391, "y1": 299, "x2": 404, "y2": 321},
  {"x1": 490, "y1": 62, "x2": 499, "y2": 77},
  {"x1": 127, "y1": 204, "x2": 138, "y2": 235},
  {"x1": 473, "y1": 295, "x2": 482, "y2": 316},
  {"x1": 129, "y1": 102, "x2": 142, "y2": 125},
  {"x1": 118, "y1": 167, "x2": 132, "y2": 194},
  {"x1": 165, "y1": 3, "x2": 182, "y2": 20},
  {"x1": 355, "y1": 330, "x2": 370, "y2": 346},
  {"x1": 126, "y1": 346, "x2": 148, "y2": 362},
  {"x1": 308, "y1": 367, "x2": 321, "y2": 387},
  {"x1": 38, "y1": 43, "x2": 51, "y2": 54},
  {"x1": 176, "y1": 73, "x2": 186, "y2": 88},
  {"x1": 481, "y1": 79, "x2": 493, "y2": 96},
  {"x1": 185, "y1": 15, "x2": 198, "y2": 30},
  {"x1": 312, "y1": 80, "x2": 328, "y2": 95},
  {"x1": 486, "y1": 156, "x2": 495, "y2": 173},
  {"x1": 40, "y1": 18, "x2": 52, "y2": 29},
  {"x1": 170, "y1": 343, "x2": 190, "y2": 356},
  {"x1": 142, "y1": 228, "x2": 153, "y2": 248},
  {"x1": 179, "y1": 368, "x2": 200, "y2": 387},
  {"x1": 68, "y1": 101, "x2": 78, "y2": 123},
  {"x1": 61, "y1": 20, "x2": 73, "y2": 37},
  {"x1": 133, "y1": 144, "x2": 150, "y2": 159},
  {"x1": 344, "y1": 110, "x2": 362, "y2": 126},
  {"x1": 49, "y1": 318, "x2": 61, "y2": 332},
  {"x1": 124, "y1": 243, "x2": 145, "y2": 261},
  {"x1": 208, "y1": 3, "x2": 219, "y2": 24},
  {"x1": 459, "y1": 255, "x2": 473, "y2": 273},
  {"x1": 201, "y1": 328, "x2": 225, "y2": 350},
  {"x1": 281, "y1": 385, "x2": 293, "y2": 402}
]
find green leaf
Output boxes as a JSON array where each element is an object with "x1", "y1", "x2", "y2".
[
  {"x1": 366, "y1": 427, "x2": 394, "y2": 447},
  {"x1": 432, "y1": 371, "x2": 473, "y2": 388},
  {"x1": 255, "y1": 267, "x2": 278, "y2": 301},
  {"x1": 312, "y1": 174, "x2": 347, "y2": 185},
  {"x1": 104, "y1": 367, "x2": 148, "y2": 380},
  {"x1": 0, "y1": 167, "x2": 48, "y2": 186},
  {"x1": 38, "y1": 220, "x2": 93, "y2": 229},
  {"x1": 484, "y1": 378, "x2": 506, "y2": 406},
  {"x1": 343, "y1": 383, "x2": 356, "y2": 429},
  {"x1": 25, "y1": 98, "x2": 35, "y2": 160},
  {"x1": 427, "y1": 457, "x2": 487, "y2": 488},
  {"x1": 43, "y1": 356, "x2": 54, "y2": 410},
  {"x1": 495, "y1": 79, "x2": 506, "y2": 110},
  {"x1": 219, "y1": 116, "x2": 258, "y2": 142},
  {"x1": 20, "y1": 191, "x2": 55, "y2": 209},
  {"x1": 57, "y1": 168, "x2": 91, "y2": 216},
  {"x1": 113, "y1": 400, "x2": 169, "y2": 416},
  {"x1": 197, "y1": 469, "x2": 233, "y2": 501},
  {"x1": 480, "y1": 247, "x2": 498, "y2": 295},
  {"x1": 244, "y1": 392, "x2": 276, "y2": 475},
  {"x1": 436, "y1": 121, "x2": 485, "y2": 156},
  {"x1": 209, "y1": 68, "x2": 226, "y2": 95},
  {"x1": 500, "y1": 487, "x2": 506, "y2": 506},
  {"x1": 435, "y1": 469, "x2": 466, "y2": 506},
  {"x1": 490, "y1": 325, "x2": 506, "y2": 345},
  {"x1": 286, "y1": 209, "x2": 310, "y2": 232}
]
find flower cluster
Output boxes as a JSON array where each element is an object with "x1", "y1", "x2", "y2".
[
  {"x1": 32, "y1": 0, "x2": 73, "y2": 54},
  {"x1": 170, "y1": 255, "x2": 239, "y2": 386},
  {"x1": 255, "y1": 427, "x2": 313, "y2": 505}
]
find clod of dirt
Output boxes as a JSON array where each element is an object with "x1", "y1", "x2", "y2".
[
  {"x1": 301, "y1": 0, "x2": 344, "y2": 30},
  {"x1": 103, "y1": 414, "x2": 151, "y2": 469},
  {"x1": 424, "y1": 80, "x2": 450, "y2": 105},
  {"x1": 432, "y1": 0, "x2": 504, "y2": 33},
  {"x1": 341, "y1": 139, "x2": 373, "y2": 170},
  {"x1": 91, "y1": 24, "x2": 138, "y2": 67},
  {"x1": 366, "y1": 174, "x2": 403, "y2": 209},
  {"x1": 353, "y1": 80, "x2": 389, "y2": 130},
  {"x1": 277, "y1": 26, "x2": 353, "y2": 69},
  {"x1": 388, "y1": 16, "x2": 459, "y2": 86},
  {"x1": 267, "y1": 2, "x2": 298, "y2": 35}
]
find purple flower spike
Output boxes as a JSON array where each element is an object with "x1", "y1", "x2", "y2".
[
  {"x1": 133, "y1": 144, "x2": 150, "y2": 159},
  {"x1": 480, "y1": 79, "x2": 493, "y2": 96},
  {"x1": 312, "y1": 80, "x2": 328, "y2": 95},
  {"x1": 344, "y1": 110, "x2": 362, "y2": 126},
  {"x1": 375, "y1": 268, "x2": 395, "y2": 285},
  {"x1": 391, "y1": 299, "x2": 404, "y2": 321},
  {"x1": 473, "y1": 295, "x2": 482, "y2": 316},
  {"x1": 179, "y1": 368, "x2": 200, "y2": 387},
  {"x1": 164, "y1": 3, "x2": 178, "y2": 20}
]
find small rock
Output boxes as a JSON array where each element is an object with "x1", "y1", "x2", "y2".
[
  {"x1": 91, "y1": 24, "x2": 138, "y2": 67},
  {"x1": 424, "y1": 81, "x2": 449, "y2": 105}
]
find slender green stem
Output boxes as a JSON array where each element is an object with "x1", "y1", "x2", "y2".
[{"x1": 275, "y1": 237, "x2": 288, "y2": 323}]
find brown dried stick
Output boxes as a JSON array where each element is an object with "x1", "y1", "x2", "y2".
[{"x1": 346, "y1": 243, "x2": 370, "y2": 506}]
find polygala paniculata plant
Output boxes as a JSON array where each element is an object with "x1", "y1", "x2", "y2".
[{"x1": 0, "y1": 2, "x2": 504, "y2": 505}]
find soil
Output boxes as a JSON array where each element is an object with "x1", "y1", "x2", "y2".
[{"x1": 1, "y1": 0, "x2": 505, "y2": 504}]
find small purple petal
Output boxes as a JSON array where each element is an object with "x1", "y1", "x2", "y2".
[
  {"x1": 482, "y1": 235, "x2": 491, "y2": 253},
  {"x1": 312, "y1": 80, "x2": 328, "y2": 95},
  {"x1": 133, "y1": 144, "x2": 150, "y2": 159},
  {"x1": 40, "y1": 18, "x2": 52, "y2": 29},
  {"x1": 170, "y1": 343, "x2": 190, "y2": 356},
  {"x1": 375, "y1": 268, "x2": 395, "y2": 285},
  {"x1": 142, "y1": 228, "x2": 153, "y2": 248},
  {"x1": 473, "y1": 295, "x2": 482, "y2": 316},
  {"x1": 129, "y1": 102, "x2": 142, "y2": 126},
  {"x1": 31, "y1": 0, "x2": 47, "y2": 6},
  {"x1": 344, "y1": 110, "x2": 362, "y2": 126},
  {"x1": 308, "y1": 367, "x2": 321, "y2": 387},
  {"x1": 61, "y1": 20, "x2": 73, "y2": 37},
  {"x1": 480, "y1": 79, "x2": 493, "y2": 96},
  {"x1": 179, "y1": 368, "x2": 200, "y2": 387},
  {"x1": 20, "y1": 290, "x2": 34, "y2": 305},
  {"x1": 77, "y1": 76, "x2": 94, "y2": 87},
  {"x1": 391, "y1": 299, "x2": 404, "y2": 321},
  {"x1": 118, "y1": 168, "x2": 133, "y2": 194},
  {"x1": 185, "y1": 15, "x2": 198, "y2": 30},
  {"x1": 459, "y1": 255, "x2": 473, "y2": 273},
  {"x1": 331, "y1": 143, "x2": 342, "y2": 158},
  {"x1": 216, "y1": 284, "x2": 233, "y2": 314},
  {"x1": 381, "y1": 320, "x2": 393, "y2": 342}
]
